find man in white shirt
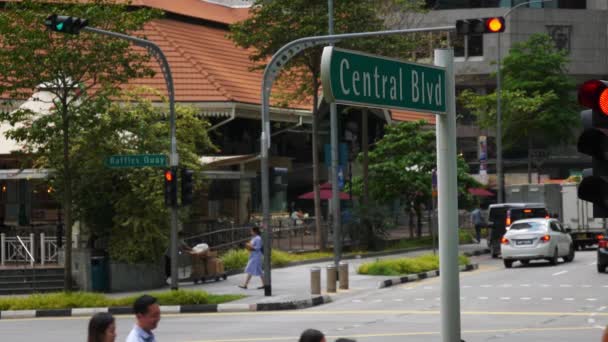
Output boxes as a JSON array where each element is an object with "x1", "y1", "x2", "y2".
[{"x1": 126, "y1": 295, "x2": 161, "y2": 342}]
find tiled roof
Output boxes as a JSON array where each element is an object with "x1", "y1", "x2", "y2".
[
  {"x1": 391, "y1": 109, "x2": 436, "y2": 124},
  {"x1": 131, "y1": 0, "x2": 250, "y2": 25}
]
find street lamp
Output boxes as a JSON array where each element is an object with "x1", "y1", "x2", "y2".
[{"x1": 495, "y1": 0, "x2": 553, "y2": 203}]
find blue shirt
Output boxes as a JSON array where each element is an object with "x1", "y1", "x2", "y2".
[
  {"x1": 126, "y1": 325, "x2": 156, "y2": 342},
  {"x1": 471, "y1": 209, "x2": 483, "y2": 225}
]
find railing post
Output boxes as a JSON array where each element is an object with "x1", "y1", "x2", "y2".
[
  {"x1": 1, "y1": 233, "x2": 5, "y2": 266},
  {"x1": 29, "y1": 233, "x2": 35, "y2": 267},
  {"x1": 40, "y1": 233, "x2": 45, "y2": 266}
]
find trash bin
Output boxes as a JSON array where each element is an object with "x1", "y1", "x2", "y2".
[{"x1": 91, "y1": 256, "x2": 109, "y2": 292}]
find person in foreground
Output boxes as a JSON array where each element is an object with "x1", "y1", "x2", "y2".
[
  {"x1": 126, "y1": 295, "x2": 161, "y2": 342},
  {"x1": 299, "y1": 329, "x2": 326, "y2": 342},
  {"x1": 88, "y1": 312, "x2": 116, "y2": 342}
]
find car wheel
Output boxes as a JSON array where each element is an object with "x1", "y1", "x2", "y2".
[
  {"x1": 504, "y1": 259, "x2": 513, "y2": 268},
  {"x1": 598, "y1": 264, "x2": 606, "y2": 273},
  {"x1": 520, "y1": 260, "x2": 530, "y2": 266},
  {"x1": 563, "y1": 245, "x2": 575, "y2": 262},
  {"x1": 549, "y1": 248, "x2": 559, "y2": 266}
]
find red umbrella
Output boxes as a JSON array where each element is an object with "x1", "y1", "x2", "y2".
[
  {"x1": 298, "y1": 183, "x2": 353, "y2": 200},
  {"x1": 468, "y1": 187, "x2": 494, "y2": 197}
]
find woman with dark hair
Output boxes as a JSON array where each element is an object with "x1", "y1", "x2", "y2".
[
  {"x1": 87, "y1": 312, "x2": 116, "y2": 342},
  {"x1": 299, "y1": 329, "x2": 326, "y2": 342},
  {"x1": 238, "y1": 226, "x2": 265, "y2": 289}
]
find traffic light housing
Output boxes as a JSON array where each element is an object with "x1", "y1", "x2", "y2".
[
  {"x1": 577, "y1": 79, "x2": 608, "y2": 217},
  {"x1": 164, "y1": 169, "x2": 177, "y2": 207},
  {"x1": 44, "y1": 14, "x2": 88, "y2": 34},
  {"x1": 456, "y1": 17, "x2": 505, "y2": 35},
  {"x1": 181, "y1": 169, "x2": 194, "y2": 206}
]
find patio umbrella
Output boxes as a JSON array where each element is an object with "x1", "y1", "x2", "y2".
[
  {"x1": 298, "y1": 183, "x2": 353, "y2": 200},
  {"x1": 468, "y1": 187, "x2": 494, "y2": 197}
]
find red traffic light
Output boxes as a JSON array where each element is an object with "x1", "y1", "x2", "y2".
[
  {"x1": 164, "y1": 170, "x2": 174, "y2": 182},
  {"x1": 578, "y1": 79, "x2": 608, "y2": 115},
  {"x1": 485, "y1": 17, "x2": 504, "y2": 33}
]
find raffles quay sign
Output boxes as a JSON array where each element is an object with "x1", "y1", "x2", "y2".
[{"x1": 321, "y1": 47, "x2": 446, "y2": 114}]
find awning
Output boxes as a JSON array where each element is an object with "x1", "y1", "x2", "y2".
[{"x1": 468, "y1": 187, "x2": 494, "y2": 197}]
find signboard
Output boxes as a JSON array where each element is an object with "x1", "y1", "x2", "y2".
[
  {"x1": 105, "y1": 154, "x2": 168, "y2": 168},
  {"x1": 321, "y1": 46, "x2": 446, "y2": 114}
]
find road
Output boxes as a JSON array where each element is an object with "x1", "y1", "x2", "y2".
[{"x1": 1, "y1": 250, "x2": 606, "y2": 341}]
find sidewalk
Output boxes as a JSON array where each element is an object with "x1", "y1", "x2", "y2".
[{"x1": 108, "y1": 240, "x2": 490, "y2": 307}]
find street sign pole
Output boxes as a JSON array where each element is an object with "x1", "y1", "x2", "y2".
[{"x1": 435, "y1": 48, "x2": 461, "y2": 342}]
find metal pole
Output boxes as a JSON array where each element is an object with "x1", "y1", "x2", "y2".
[
  {"x1": 328, "y1": 0, "x2": 342, "y2": 269},
  {"x1": 83, "y1": 26, "x2": 180, "y2": 290},
  {"x1": 40, "y1": 233, "x2": 45, "y2": 266},
  {"x1": 435, "y1": 48, "x2": 460, "y2": 342},
  {"x1": 260, "y1": 25, "x2": 455, "y2": 297},
  {"x1": 496, "y1": 0, "x2": 552, "y2": 203},
  {"x1": 1, "y1": 233, "x2": 5, "y2": 266}
]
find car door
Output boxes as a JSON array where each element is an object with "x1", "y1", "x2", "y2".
[
  {"x1": 557, "y1": 222, "x2": 572, "y2": 252},
  {"x1": 549, "y1": 221, "x2": 563, "y2": 254}
]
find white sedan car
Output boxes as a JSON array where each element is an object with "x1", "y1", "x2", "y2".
[{"x1": 501, "y1": 218, "x2": 575, "y2": 268}]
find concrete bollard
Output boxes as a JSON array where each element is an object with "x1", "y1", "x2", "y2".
[
  {"x1": 326, "y1": 264, "x2": 337, "y2": 293},
  {"x1": 310, "y1": 266, "x2": 321, "y2": 295},
  {"x1": 338, "y1": 261, "x2": 349, "y2": 290}
]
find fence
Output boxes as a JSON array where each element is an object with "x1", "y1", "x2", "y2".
[{"x1": 0, "y1": 233, "x2": 59, "y2": 266}]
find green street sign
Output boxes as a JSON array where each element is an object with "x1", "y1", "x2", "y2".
[
  {"x1": 321, "y1": 47, "x2": 446, "y2": 114},
  {"x1": 105, "y1": 154, "x2": 168, "y2": 168}
]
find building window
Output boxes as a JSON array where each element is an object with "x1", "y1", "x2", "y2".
[
  {"x1": 546, "y1": 25, "x2": 572, "y2": 54},
  {"x1": 452, "y1": 32, "x2": 483, "y2": 58}
]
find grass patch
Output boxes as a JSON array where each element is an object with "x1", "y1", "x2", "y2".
[
  {"x1": 0, "y1": 290, "x2": 244, "y2": 311},
  {"x1": 221, "y1": 249, "x2": 334, "y2": 271},
  {"x1": 388, "y1": 230, "x2": 477, "y2": 251},
  {"x1": 357, "y1": 254, "x2": 470, "y2": 276}
]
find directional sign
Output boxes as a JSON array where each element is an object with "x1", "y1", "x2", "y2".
[
  {"x1": 105, "y1": 154, "x2": 168, "y2": 168},
  {"x1": 321, "y1": 47, "x2": 446, "y2": 114}
]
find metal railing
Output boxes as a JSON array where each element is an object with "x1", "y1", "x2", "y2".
[{"x1": 1, "y1": 233, "x2": 59, "y2": 266}]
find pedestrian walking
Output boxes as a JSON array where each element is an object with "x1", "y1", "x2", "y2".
[
  {"x1": 126, "y1": 295, "x2": 161, "y2": 342},
  {"x1": 239, "y1": 227, "x2": 265, "y2": 289},
  {"x1": 299, "y1": 329, "x2": 326, "y2": 342},
  {"x1": 88, "y1": 312, "x2": 116, "y2": 342},
  {"x1": 471, "y1": 204, "x2": 485, "y2": 244}
]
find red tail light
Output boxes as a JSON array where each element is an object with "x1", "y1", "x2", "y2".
[
  {"x1": 501, "y1": 237, "x2": 509, "y2": 245},
  {"x1": 506, "y1": 217, "x2": 511, "y2": 226},
  {"x1": 599, "y1": 240, "x2": 608, "y2": 249},
  {"x1": 540, "y1": 235, "x2": 551, "y2": 242},
  {"x1": 597, "y1": 235, "x2": 605, "y2": 241}
]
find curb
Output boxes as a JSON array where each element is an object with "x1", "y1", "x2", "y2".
[
  {"x1": 378, "y1": 263, "x2": 479, "y2": 289},
  {"x1": 0, "y1": 295, "x2": 332, "y2": 320},
  {"x1": 463, "y1": 248, "x2": 491, "y2": 257}
]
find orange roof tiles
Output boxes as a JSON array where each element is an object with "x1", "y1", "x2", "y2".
[
  {"x1": 132, "y1": 0, "x2": 250, "y2": 25},
  {"x1": 391, "y1": 109, "x2": 436, "y2": 124}
]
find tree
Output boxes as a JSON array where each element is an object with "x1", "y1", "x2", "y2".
[
  {"x1": 0, "y1": 0, "x2": 160, "y2": 290},
  {"x1": 229, "y1": 0, "x2": 429, "y2": 249},
  {"x1": 350, "y1": 120, "x2": 479, "y2": 240},
  {"x1": 459, "y1": 33, "x2": 578, "y2": 182}
]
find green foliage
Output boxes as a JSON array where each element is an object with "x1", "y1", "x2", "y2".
[
  {"x1": 458, "y1": 33, "x2": 578, "y2": 151},
  {"x1": 0, "y1": 290, "x2": 243, "y2": 311},
  {"x1": 350, "y1": 121, "x2": 479, "y2": 209},
  {"x1": 220, "y1": 248, "x2": 334, "y2": 271},
  {"x1": 221, "y1": 249, "x2": 250, "y2": 271},
  {"x1": 357, "y1": 254, "x2": 470, "y2": 276}
]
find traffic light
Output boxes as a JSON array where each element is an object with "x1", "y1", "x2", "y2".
[
  {"x1": 181, "y1": 169, "x2": 194, "y2": 206},
  {"x1": 44, "y1": 14, "x2": 88, "y2": 34},
  {"x1": 164, "y1": 169, "x2": 177, "y2": 207},
  {"x1": 455, "y1": 17, "x2": 505, "y2": 35},
  {"x1": 577, "y1": 79, "x2": 608, "y2": 217}
]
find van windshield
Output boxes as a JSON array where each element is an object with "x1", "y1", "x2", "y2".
[
  {"x1": 510, "y1": 208, "x2": 548, "y2": 222},
  {"x1": 509, "y1": 222, "x2": 546, "y2": 231}
]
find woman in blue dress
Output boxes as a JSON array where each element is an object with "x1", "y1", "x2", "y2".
[{"x1": 239, "y1": 227, "x2": 265, "y2": 289}]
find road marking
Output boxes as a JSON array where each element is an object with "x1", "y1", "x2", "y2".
[
  {"x1": 478, "y1": 297, "x2": 488, "y2": 300},
  {"x1": 564, "y1": 298, "x2": 575, "y2": 301},
  {"x1": 586, "y1": 298, "x2": 598, "y2": 302},
  {"x1": 581, "y1": 285, "x2": 592, "y2": 288},
  {"x1": 560, "y1": 284, "x2": 572, "y2": 287},
  {"x1": 186, "y1": 326, "x2": 600, "y2": 342},
  {"x1": 423, "y1": 286, "x2": 433, "y2": 290},
  {"x1": 553, "y1": 271, "x2": 568, "y2": 276},
  {"x1": 394, "y1": 298, "x2": 404, "y2": 302},
  {"x1": 352, "y1": 299, "x2": 362, "y2": 303},
  {"x1": 599, "y1": 306, "x2": 607, "y2": 312},
  {"x1": 589, "y1": 262, "x2": 597, "y2": 266},
  {"x1": 540, "y1": 284, "x2": 551, "y2": 288},
  {"x1": 588, "y1": 318, "x2": 597, "y2": 324},
  {"x1": 480, "y1": 284, "x2": 492, "y2": 288},
  {"x1": 542, "y1": 297, "x2": 553, "y2": 301},
  {"x1": 520, "y1": 284, "x2": 531, "y2": 287},
  {"x1": 520, "y1": 297, "x2": 531, "y2": 301},
  {"x1": 415, "y1": 298, "x2": 424, "y2": 301},
  {"x1": 501, "y1": 284, "x2": 513, "y2": 287},
  {"x1": 500, "y1": 297, "x2": 511, "y2": 300},
  {"x1": 462, "y1": 285, "x2": 472, "y2": 289}
]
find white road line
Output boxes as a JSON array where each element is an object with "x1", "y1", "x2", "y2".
[
  {"x1": 587, "y1": 298, "x2": 598, "y2": 302},
  {"x1": 588, "y1": 318, "x2": 596, "y2": 324},
  {"x1": 564, "y1": 298, "x2": 575, "y2": 301},
  {"x1": 520, "y1": 297, "x2": 531, "y2": 301},
  {"x1": 352, "y1": 299, "x2": 362, "y2": 303},
  {"x1": 462, "y1": 285, "x2": 472, "y2": 289},
  {"x1": 423, "y1": 286, "x2": 433, "y2": 290},
  {"x1": 415, "y1": 298, "x2": 425, "y2": 301},
  {"x1": 480, "y1": 285, "x2": 492, "y2": 288},
  {"x1": 603, "y1": 285, "x2": 608, "y2": 288},
  {"x1": 372, "y1": 299, "x2": 383, "y2": 303},
  {"x1": 394, "y1": 299, "x2": 404, "y2": 302},
  {"x1": 552, "y1": 271, "x2": 568, "y2": 276},
  {"x1": 542, "y1": 298, "x2": 553, "y2": 301},
  {"x1": 520, "y1": 284, "x2": 531, "y2": 287},
  {"x1": 478, "y1": 297, "x2": 489, "y2": 300},
  {"x1": 581, "y1": 285, "x2": 593, "y2": 288},
  {"x1": 560, "y1": 284, "x2": 572, "y2": 288},
  {"x1": 500, "y1": 297, "x2": 511, "y2": 300},
  {"x1": 589, "y1": 262, "x2": 598, "y2": 266},
  {"x1": 599, "y1": 306, "x2": 607, "y2": 312},
  {"x1": 540, "y1": 284, "x2": 551, "y2": 288},
  {"x1": 435, "y1": 297, "x2": 441, "y2": 301},
  {"x1": 501, "y1": 284, "x2": 513, "y2": 288}
]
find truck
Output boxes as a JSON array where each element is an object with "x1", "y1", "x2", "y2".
[{"x1": 506, "y1": 183, "x2": 605, "y2": 250}]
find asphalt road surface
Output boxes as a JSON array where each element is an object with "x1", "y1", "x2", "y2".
[{"x1": 1, "y1": 250, "x2": 606, "y2": 341}]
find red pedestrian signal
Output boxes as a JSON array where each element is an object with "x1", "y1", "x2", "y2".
[
  {"x1": 164, "y1": 169, "x2": 177, "y2": 207},
  {"x1": 165, "y1": 170, "x2": 174, "y2": 182}
]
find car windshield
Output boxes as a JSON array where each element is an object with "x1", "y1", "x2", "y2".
[{"x1": 509, "y1": 222, "x2": 546, "y2": 231}]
